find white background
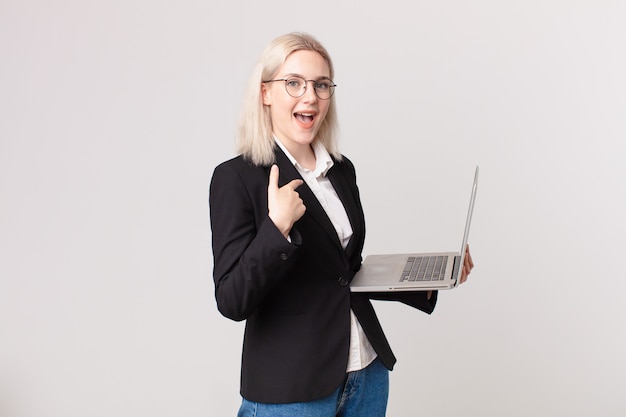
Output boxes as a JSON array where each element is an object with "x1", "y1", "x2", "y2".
[{"x1": 1, "y1": 1, "x2": 625, "y2": 416}]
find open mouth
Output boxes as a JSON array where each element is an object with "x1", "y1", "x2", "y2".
[{"x1": 294, "y1": 112, "x2": 315, "y2": 123}]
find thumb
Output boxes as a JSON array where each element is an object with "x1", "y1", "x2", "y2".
[{"x1": 268, "y1": 164, "x2": 279, "y2": 191}]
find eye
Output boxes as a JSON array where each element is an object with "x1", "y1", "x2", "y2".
[
  {"x1": 286, "y1": 78, "x2": 302, "y2": 88},
  {"x1": 315, "y1": 81, "x2": 331, "y2": 91}
]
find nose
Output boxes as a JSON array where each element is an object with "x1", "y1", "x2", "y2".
[{"x1": 302, "y1": 81, "x2": 318, "y2": 102}]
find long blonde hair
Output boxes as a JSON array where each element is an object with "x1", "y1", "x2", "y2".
[{"x1": 236, "y1": 32, "x2": 341, "y2": 166}]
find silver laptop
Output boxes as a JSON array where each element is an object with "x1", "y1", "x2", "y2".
[{"x1": 350, "y1": 166, "x2": 479, "y2": 292}]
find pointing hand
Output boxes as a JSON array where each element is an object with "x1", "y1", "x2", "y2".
[{"x1": 268, "y1": 165, "x2": 305, "y2": 238}]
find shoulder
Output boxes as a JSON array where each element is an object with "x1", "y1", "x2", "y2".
[
  {"x1": 211, "y1": 155, "x2": 268, "y2": 184},
  {"x1": 336, "y1": 154, "x2": 355, "y2": 167},
  {"x1": 209, "y1": 155, "x2": 271, "y2": 213},
  {"x1": 209, "y1": 156, "x2": 271, "y2": 208},
  {"x1": 213, "y1": 154, "x2": 257, "y2": 173},
  {"x1": 332, "y1": 154, "x2": 358, "y2": 178},
  {"x1": 210, "y1": 153, "x2": 275, "y2": 199}
]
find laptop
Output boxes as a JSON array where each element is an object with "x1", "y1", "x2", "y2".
[{"x1": 350, "y1": 166, "x2": 479, "y2": 292}]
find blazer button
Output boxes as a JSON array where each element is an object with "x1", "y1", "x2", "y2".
[
  {"x1": 280, "y1": 253, "x2": 288, "y2": 260},
  {"x1": 338, "y1": 276, "x2": 349, "y2": 286}
]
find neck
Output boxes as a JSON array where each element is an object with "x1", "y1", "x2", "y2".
[
  {"x1": 281, "y1": 140, "x2": 316, "y2": 171},
  {"x1": 294, "y1": 147, "x2": 316, "y2": 171}
]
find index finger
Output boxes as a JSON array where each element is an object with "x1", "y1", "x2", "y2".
[{"x1": 285, "y1": 178, "x2": 304, "y2": 190}]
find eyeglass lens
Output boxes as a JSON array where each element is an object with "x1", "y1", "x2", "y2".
[{"x1": 284, "y1": 77, "x2": 335, "y2": 99}]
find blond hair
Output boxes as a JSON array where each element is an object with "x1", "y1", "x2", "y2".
[{"x1": 236, "y1": 32, "x2": 341, "y2": 166}]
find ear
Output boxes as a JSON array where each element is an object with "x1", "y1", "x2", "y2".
[{"x1": 261, "y1": 82, "x2": 272, "y2": 106}]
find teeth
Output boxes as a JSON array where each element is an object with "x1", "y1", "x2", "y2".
[{"x1": 295, "y1": 112, "x2": 315, "y2": 123}]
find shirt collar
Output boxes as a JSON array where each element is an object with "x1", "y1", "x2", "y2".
[{"x1": 274, "y1": 136, "x2": 334, "y2": 177}]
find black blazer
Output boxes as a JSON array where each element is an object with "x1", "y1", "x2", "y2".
[{"x1": 209, "y1": 147, "x2": 437, "y2": 404}]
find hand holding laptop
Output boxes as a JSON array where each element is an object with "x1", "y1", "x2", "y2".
[
  {"x1": 459, "y1": 244, "x2": 474, "y2": 285},
  {"x1": 431, "y1": 245, "x2": 473, "y2": 299}
]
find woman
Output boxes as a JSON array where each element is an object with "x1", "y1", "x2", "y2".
[{"x1": 209, "y1": 32, "x2": 473, "y2": 417}]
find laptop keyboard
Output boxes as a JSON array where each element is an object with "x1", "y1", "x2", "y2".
[{"x1": 400, "y1": 255, "x2": 448, "y2": 282}]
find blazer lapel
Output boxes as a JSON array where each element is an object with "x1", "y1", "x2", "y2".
[
  {"x1": 274, "y1": 149, "x2": 344, "y2": 252},
  {"x1": 327, "y1": 163, "x2": 363, "y2": 260}
]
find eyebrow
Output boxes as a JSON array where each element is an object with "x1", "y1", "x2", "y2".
[{"x1": 283, "y1": 73, "x2": 332, "y2": 80}]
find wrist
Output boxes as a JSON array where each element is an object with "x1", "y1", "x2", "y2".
[{"x1": 268, "y1": 213, "x2": 292, "y2": 239}]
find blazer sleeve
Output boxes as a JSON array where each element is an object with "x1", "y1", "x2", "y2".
[
  {"x1": 366, "y1": 290, "x2": 438, "y2": 314},
  {"x1": 209, "y1": 161, "x2": 300, "y2": 321}
]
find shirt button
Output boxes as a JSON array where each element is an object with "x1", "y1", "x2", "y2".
[
  {"x1": 338, "y1": 276, "x2": 349, "y2": 286},
  {"x1": 280, "y1": 253, "x2": 288, "y2": 260}
]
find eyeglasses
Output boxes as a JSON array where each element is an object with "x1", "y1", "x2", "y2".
[{"x1": 263, "y1": 76, "x2": 336, "y2": 100}]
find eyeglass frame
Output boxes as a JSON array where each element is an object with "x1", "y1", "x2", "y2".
[{"x1": 262, "y1": 76, "x2": 337, "y2": 100}]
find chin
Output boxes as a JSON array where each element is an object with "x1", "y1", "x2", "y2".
[{"x1": 293, "y1": 134, "x2": 317, "y2": 145}]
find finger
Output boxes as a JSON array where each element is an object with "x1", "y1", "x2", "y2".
[
  {"x1": 460, "y1": 270, "x2": 468, "y2": 284},
  {"x1": 268, "y1": 165, "x2": 279, "y2": 191},
  {"x1": 464, "y1": 257, "x2": 472, "y2": 275},
  {"x1": 285, "y1": 178, "x2": 304, "y2": 190},
  {"x1": 466, "y1": 247, "x2": 474, "y2": 269},
  {"x1": 464, "y1": 245, "x2": 473, "y2": 267}
]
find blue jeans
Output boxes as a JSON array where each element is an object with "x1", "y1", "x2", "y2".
[{"x1": 237, "y1": 357, "x2": 389, "y2": 417}]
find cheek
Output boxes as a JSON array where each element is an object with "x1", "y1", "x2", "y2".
[
  {"x1": 269, "y1": 103, "x2": 294, "y2": 128},
  {"x1": 271, "y1": 95, "x2": 295, "y2": 114},
  {"x1": 318, "y1": 104, "x2": 331, "y2": 121}
]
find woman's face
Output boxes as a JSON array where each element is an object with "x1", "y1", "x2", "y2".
[{"x1": 262, "y1": 50, "x2": 331, "y2": 155}]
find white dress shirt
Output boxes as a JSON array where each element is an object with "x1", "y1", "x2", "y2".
[{"x1": 274, "y1": 137, "x2": 377, "y2": 372}]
